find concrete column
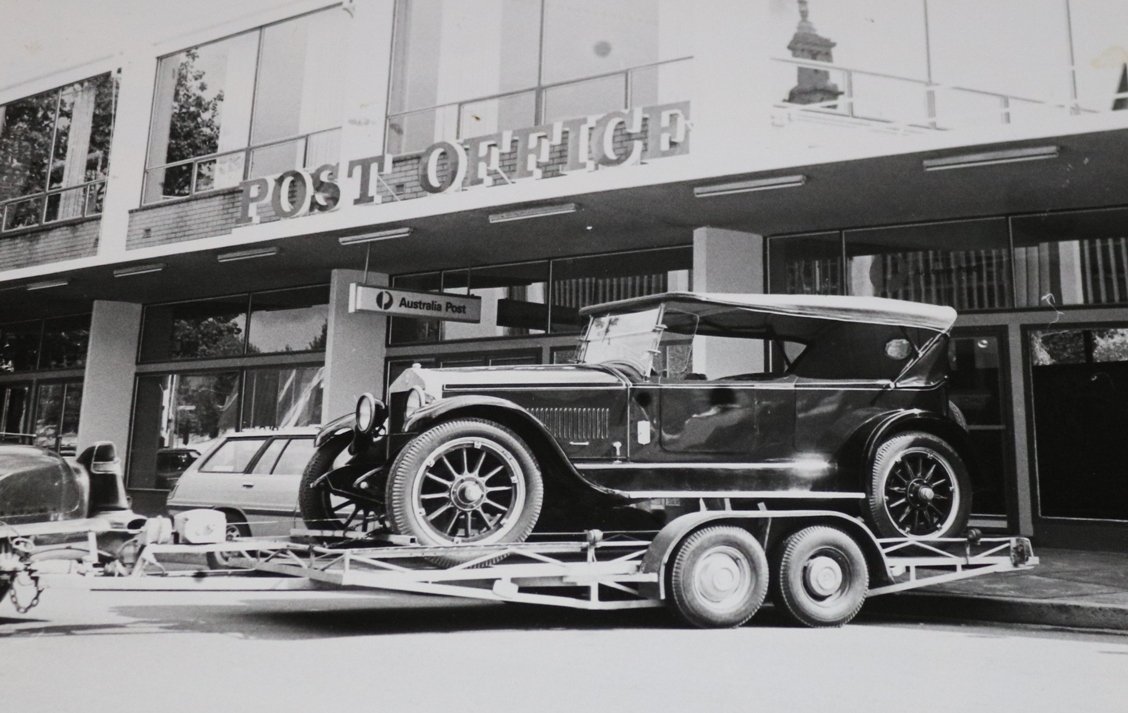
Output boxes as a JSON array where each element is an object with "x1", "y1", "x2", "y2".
[
  {"x1": 77, "y1": 300, "x2": 142, "y2": 453},
  {"x1": 324, "y1": 268, "x2": 389, "y2": 420},
  {"x1": 691, "y1": 226, "x2": 764, "y2": 377}
]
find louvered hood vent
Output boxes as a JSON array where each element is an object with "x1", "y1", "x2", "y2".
[{"x1": 529, "y1": 407, "x2": 610, "y2": 441}]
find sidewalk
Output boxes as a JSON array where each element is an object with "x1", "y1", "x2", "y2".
[{"x1": 866, "y1": 547, "x2": 1128, "y2": 632}]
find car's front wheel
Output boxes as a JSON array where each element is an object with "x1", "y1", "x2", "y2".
[
  {"x1": 385, "y1": 419, "x2": 543, "y2": 564},
  {"x1": 298, "y1": 433, "x2": 384, "y2": 536},
  {"x1": 866, "y1": 431, "x2": 971, "y2": 539}
]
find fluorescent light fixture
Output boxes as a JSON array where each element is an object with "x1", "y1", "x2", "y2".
[
  {"x1": 693, "y1": 175, "x2": 807, "y2": 198},
  {"x1": 26, "y1": 278, "x2": 70, "y2": 291},
  {"x1": 338, "y1": 227, "x2": 413, "y2": 245},
  {"x1": 488, "y1": 202, "x2": 578, "y2": 224},
  {"x1": 922, "y1": 146, "x2": 1059, "y2": 171},
  {"x1": 113, "y1": 263, "x2": 166, "y2": 278},
  {"x1": 216, "y1": 246, "x2": 279, "y2": 263}
]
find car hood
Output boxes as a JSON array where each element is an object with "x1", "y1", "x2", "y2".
[{"x1": 391, "y1": 363, "x2": 626, "y2": 395}]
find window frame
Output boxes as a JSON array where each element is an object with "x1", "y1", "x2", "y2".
[
  {"x1": 140, "y1": 6, "x2": 345, "y2": 205},
  {"x1": 0, "y1": 72, "x2": 118, "y2": 235}
]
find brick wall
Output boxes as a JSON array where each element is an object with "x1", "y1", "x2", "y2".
[
  {"x1": 126, "y1": 189, "x2": 243, "y2": 250},
  {"x1": 0, "y1": 218, "x2": 99, "y2": 270}
]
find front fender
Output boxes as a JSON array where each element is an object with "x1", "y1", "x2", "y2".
[
  {"x1": 315, "y1": 412, "x2": 354, "y2": 448},
  {"x1": 404, "y1": 395, "x2": 622, "y2": 499}
]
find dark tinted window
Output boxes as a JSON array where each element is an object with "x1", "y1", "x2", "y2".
[
  {"x1": 39, "y1": 314, "x2": 91, "y2": 369},
  {"x1": 0, "y1": 321, "x2": 41, "y2": 373}
]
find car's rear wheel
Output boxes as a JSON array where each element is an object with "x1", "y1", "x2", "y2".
[
  {"x1": 385, "y1": 419, "x2": 543, "y2": 565},
  {"x1": 298, "y1": 433, "x2": 383, "y2": 536},
  {"x1": 773, "y1": 526, "x2": 868, "y2": 627},
  {"x1": 866, "y1": 431, "x2": 971, "y2": 539},
  {"x1": 668, "y1": 526, "x2": 769, "y2": 628}
]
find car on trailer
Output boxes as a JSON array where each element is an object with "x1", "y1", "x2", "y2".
[{"x1": 300, "y1": 291, "x2": 975, "y2": 563}]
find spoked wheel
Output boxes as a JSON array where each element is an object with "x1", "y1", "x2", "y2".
[
  {"x1": 205, "y1": 514, "x2": 253, "y2": 570},
  {"x1": 386, "y1": 419, "x2": 542, "y2": 565},
  {"x1": 299, "y1": 434, "x2": 384, "y2": 537},
  {"x1": 774, "y1": 526, "x2": 869, "y2": 627},
  {"x1": 668, "y1": 526, "x2": 769, "y2": 628},
  {"x1": 867, "y1": 431, "x2": 971, "y2": 539}
]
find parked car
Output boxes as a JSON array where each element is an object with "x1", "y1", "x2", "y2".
[
  {"x1": 301, "y1": 292, "x2": 973, "y2": 559},
  {"x1": 166, "y1": 428, "x2": 370, "y2": 567},
  {"x1": 1, "y1": 441, "x2": 144, "y2": 603},
  {"x1": 154, "y1": 447, "x2": 201, "y2": 491}
]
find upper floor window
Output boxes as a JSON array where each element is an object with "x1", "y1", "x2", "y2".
[
  {"x1": 387, "y1": 0, "x2": 693, "y2": 153},
  {"x1": 0, "y1": 73, "x2": 118, "y2": 234},
  {"x1": 143, "y1": 8, "x2": 346, "y2": 204}
]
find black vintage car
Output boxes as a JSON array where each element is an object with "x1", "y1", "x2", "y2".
[{"x1": 300, "y1": 292, "x2": 973, "y2": 553}]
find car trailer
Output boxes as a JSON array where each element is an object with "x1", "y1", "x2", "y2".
[
  {"x1": 9, "y1": 505, "x2": 1037, "y2": 627},
  {"x1": 128, "y1": 505, "x2": 1035, "y2": 629}
]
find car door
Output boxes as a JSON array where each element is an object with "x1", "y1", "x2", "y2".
[
  {"x1": 179, "y1": 436, "x2": 270, "y2": 527},
  {"x1": 239, "y1": 436, "x2": 317, "y2": 537}
]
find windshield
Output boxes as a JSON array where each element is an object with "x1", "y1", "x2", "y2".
[{"x1": 577, "y1": 306, "x2": 664, "y2": 374}]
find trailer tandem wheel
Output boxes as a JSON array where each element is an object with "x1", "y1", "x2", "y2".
[{"x1": 668, "y1": 525, "x2": 769, "y2": 628}]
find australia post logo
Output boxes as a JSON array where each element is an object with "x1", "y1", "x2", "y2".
[
  {"x1": 349, "y1": 284, "x2": 482, "y2": 324},
  {"x1": 237, "y1": 101, "x2": 690, "y2": 225}
]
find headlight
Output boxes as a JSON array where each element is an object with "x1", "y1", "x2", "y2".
[
  {"x1": 354, "y1": 393, "x2": 385, "y2": 435},
  {"x1": 403, "y1": 387, "x2": 431, "y2": 421}
]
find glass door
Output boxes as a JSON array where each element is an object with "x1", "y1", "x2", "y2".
[
  {"x1": 32, "y1": 380, "x2": 83, "y2": 455},
  {"x1": 0, "y1": 383, "x2": 32, "y2": 443},
  {"x1": 948, "y1": 328, "x2": 1012, "y2": 522},
  {"x1": 1027, "y1": 324, "x2": 1128, "y2": 524}
]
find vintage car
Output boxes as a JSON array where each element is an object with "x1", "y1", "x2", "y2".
[
  {"x1": 300, "y1": 292, "x2": 973, "y2": 555},
  {"x1": 1, "y1": 441, "x2": 144, "y2": 605}
]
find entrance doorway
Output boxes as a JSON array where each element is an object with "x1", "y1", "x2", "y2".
[
  {"x1": 1027, "y1": 324, "x2": 1128, "y2": 537},
  {"x1": 949, "y1": 328, "x2": 1012, "y2": 525}
]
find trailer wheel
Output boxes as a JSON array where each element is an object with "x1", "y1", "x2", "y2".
[
  {"x1": 774, "y1": 526, "x2": 868, "y2": 627},
  {"x1": 668, "y1": 526, "x2": 768, "y2": 628},
  {"x1": 299, "y1": 433, "x2": 383, "y2": 535},
  {"x1": 205, "y1": 514, "x2": 252, "y2": 570},
  {"x1": 386, "y1": 418, "x2": 543, "y2": 565},
  {"x1": 867, "y1": 431, "x2": 971, "y2": 538}
]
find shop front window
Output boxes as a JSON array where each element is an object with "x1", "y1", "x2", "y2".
[
  {"x1": 31, "y1": 381, "x2": 82, "y2": 455},
  {"x1": 1012, "y1": 207, "x2": 1128, "y2": 308},
  {"x1": 844, "y1": 219, "x2": 1012, "y2": 311},
  {"x1": 143, "y1": 8, "x2": 345, "y2": 203},
  {"x1": 247, "y1": 286, "x2": 330, "y2": 354},
  {"x1": 129, "y1": 371, "x2": 242, "y2": 489},
  {"x1": 387, "y1": 0, "x2": 692, "y2": 153},
  {"x1": 389, "y1": 247, "x2": 690, "y2": 345},
  {"x1": 242, "y1": 365, "x2": 324, "y2": 429},
  {"x1": 0, "y1": 73, "x2": 117, "y2": 234},
  {"x1": 1029, "y1": 325, "x2": 1128, "y2": 521},
  {"x1": 768, "y1": 232, "x2": 843, "y2": 295},
  {"x1": 0, "y1": 385, "x2": 31, "y2": 443},
  {"x1": 0, "y1": 315, "x2": 91, "y2": 373}
]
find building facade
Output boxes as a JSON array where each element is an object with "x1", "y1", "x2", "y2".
[{"x1": 2, "y1": 0, "x2": 1127, "y2": 548}]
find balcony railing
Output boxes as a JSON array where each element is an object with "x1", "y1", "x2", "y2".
[
  {"x1": 386, "y1": 56, "x2": 693, "y2": 155},
  {"x1": 771, "y1": 56, "x2": 1115, "y2": 135},
  {"x1": 0, "y1": 180, "x2": 107, "y2": 235},
  {"x1": 142, "y1": 127, "x2": 341, "y2": 205}
]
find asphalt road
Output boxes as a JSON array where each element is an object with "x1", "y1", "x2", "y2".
[{"x1": 2, "y1": 586, "x2": 1126, "y2": 713}]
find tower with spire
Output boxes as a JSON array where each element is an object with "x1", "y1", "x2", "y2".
[{"x1": 786, "y1": 0, "x2": 842, "y2": 107}]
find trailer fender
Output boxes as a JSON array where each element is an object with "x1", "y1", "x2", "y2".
[{"x1": 640, "y1": 510, "x2": 888, "y2": 600}]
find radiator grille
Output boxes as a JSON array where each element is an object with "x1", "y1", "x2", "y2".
[{"x1": 529, "y1": 407, "x2": 610, "y2": 441}]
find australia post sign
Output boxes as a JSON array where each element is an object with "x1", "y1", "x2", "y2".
[
  {"x1": 350, "y1": 284, "x2": 482, "y2": 323},
  {"x1": 237, "y1": 101, "x2": 690, "y2": 225}
]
